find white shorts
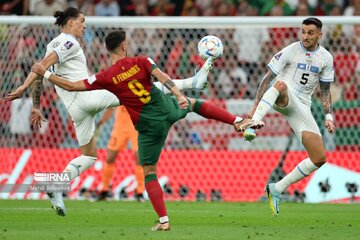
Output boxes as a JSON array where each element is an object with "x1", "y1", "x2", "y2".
[
  {"x1": 273, "y1": 88, "x2": 321, "y2": 143},
  {"x1": 65, "y1": 90, "x2": 120, "y2": 146}
]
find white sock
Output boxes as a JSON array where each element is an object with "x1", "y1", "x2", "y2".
[
  {"x1": 159, "y1": 216, "x2": 169, "y2": 223},
  {"x1": 63, "y1": 155, "x2": 97, "y2": 181},
  {"x1": 274, "y1": 157, "x2": 319, "y2": 193},
  {"x1": 173, "y1": 77, "x2": 194, "y2": 89},
  {"x1": 234, "y1": 116, "x2": 243, "y2": 123},
  {"x1": 153, "y1": 77, "x2": 194, "y2": 95},
  {"x1": 252, "y1": 87, "x2": 279, "y2": 121}
]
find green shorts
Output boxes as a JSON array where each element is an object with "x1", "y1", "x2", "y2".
[{"x1": 138, "y1": 97, "x2": 190, "y2": 166}]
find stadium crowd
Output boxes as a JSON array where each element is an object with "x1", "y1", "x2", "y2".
[{"x1": 0, "y1": 0, "x2": 359, "y2": 18}]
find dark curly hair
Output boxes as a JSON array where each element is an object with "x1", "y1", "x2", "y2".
[{"x1": 54, "y1": 7, "x2": 82, "y2": 27}]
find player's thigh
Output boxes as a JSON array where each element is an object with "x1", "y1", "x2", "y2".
[
  {"x1": 137, "y1": 122, "x2": 171, "y2": 166},
  {"x1": 80, "y1": 90, "x2": 120, "y2": 111},
  {"x1": 166, "y1": 96, "x2": 191, "y2": 123},
  {"x1": 68, "y1": 104, "x2": 96, "y2": 147},
  {"x1": 274, "y1": 90, "x2": 321, "y2": 141}
]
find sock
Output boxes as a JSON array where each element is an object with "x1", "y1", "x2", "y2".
[
  {"x1": 193, "y1": 100, "x2": 236, "y2": 125},
  {"x1": 252, "y1": 86, "x2": 279, "y2": 121},
  {"x1": 153, "y1": 77, "x2": 193, "y2": 94},
  {"x1": 101, "y1": 162, "x2": 115, "y2": 192},
  {"x1": 135, "y1": 164, "x2": 145, "y2": 194},
  {"x1": 173, "y1": 77, "x2": 194, "y2": 89},
  {"x1": 63, "y1": 155, "x2": 97, "y2": 181},
  {"x1": 145, "y1": 174, "x2": 168, "y2": 220},
  {"x1": 275, "y1": 157, "x2": 319, "y2": 193}
]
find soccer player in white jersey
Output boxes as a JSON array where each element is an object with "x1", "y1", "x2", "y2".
[
  {"x1": 238, "y1": 17, "x2": 336, "y2": 216},
  {"x1": 6, "y1": 7, "x2": 212, "y2": 216}
]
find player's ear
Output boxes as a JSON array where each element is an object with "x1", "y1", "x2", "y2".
[
  {"x1": 68, "y1": 18, "x2": 74, "y2": 27},
  {"x1": 121, "y1": 41, "x2": 127, "y2": 52},
  {"x1": 318, "y1": 31, "x2": 322, "y2": 39}
]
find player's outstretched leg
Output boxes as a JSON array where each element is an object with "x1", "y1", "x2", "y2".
[
  {"x1": 47, "y1": 191, "x2": 66, "y2": 216},
  {"x1": 265, "y1": 183, "x2": 280, "y2": 216},
  {"x1": 192, "y1": 57, "x2": 213, "y2": 89},
  {"x1": 233, "y1": 119, "x2": 265, "y2": 132}
]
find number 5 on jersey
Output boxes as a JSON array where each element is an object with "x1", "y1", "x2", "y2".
[{"x1": 300, "y1": 73, "x2": 309, "y2": 85}]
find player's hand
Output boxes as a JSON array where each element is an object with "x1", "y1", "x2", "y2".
[
  {"x1": 177, "y1": 95, "x2": 188, "y2": 109},
  {"x1": 31, "y1": 63, "x2": 46, "y2": 76},
  {"x1": 5, "y1": 86, "x2": 26, "y2": 101},
  {"x1": 325, "y1": 120, "x2": 335, "y2": 134},
  {"x1": 31, "y1": 107, "x2": 47, "y2": 130}
]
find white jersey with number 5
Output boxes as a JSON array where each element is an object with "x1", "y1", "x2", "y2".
[{"x1": 268, "y1": 41, "x2": 334, "y2": 106}]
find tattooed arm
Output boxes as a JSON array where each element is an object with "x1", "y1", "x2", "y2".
[
  {"x1": 319, "y1": 81, "x2": 332, "y2": 114},
  {"x1": 32, "y1": 78, "x2": 42, "y2": 109},
  {"x1": 6, "y1": 52, "x2": 58, "y2": 101},
  {"x1": 247, "y1": 70, "x2": 276, "y2": 118},
  {"x1": 30, "y1": 77, "x2": 47, "y2": 130},
  {"x1": 151, "y1": 68, "x2": 188, "y2": 110},
  {"x1": 320, "y1": 81, "x2": 335, "y2": 134}
]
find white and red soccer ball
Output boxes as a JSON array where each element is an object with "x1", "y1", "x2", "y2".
[{"x1": 197, "y1": 35, "x2": 223, "y2": 60}]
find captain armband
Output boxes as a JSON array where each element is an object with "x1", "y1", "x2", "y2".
[{"x1": 163, "y1": 79, "x2": 175, "y2": 90}]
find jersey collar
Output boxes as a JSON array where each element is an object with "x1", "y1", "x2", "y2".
[
  {"x1": 60, "y1": 32, "x2": 77, "y2": 41},
  {"x1": 299, "y1": 41, "x2": 320, "y2": 53}
]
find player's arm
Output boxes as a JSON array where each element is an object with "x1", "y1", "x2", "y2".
[
  {"x1": 6, "y1": 52, "x2": 58, "y2": 101},
  {"x1": 320, "y1": 81, "x2": 335, "y2": 134},
  {"x1": 247, "y1": 69, "x2": 276, "y2": 118},
  {"x1": 31, "y1": 63, "x2": 87, "y2": 91},
  {"x1": 151, "y1": 68, "x2": 188, "y2": 109}
]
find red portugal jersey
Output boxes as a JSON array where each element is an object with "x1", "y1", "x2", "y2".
[{"x1": 83, "y1": 56, "x2": 172, "y2": 131}]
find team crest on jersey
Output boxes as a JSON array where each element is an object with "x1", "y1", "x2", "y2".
[
  {"x1": 274, "y1": 52, "x2": 282, "y2": 60},
  {"x1": 64, "y1": 41, "x2": 74, "y2": 49}
]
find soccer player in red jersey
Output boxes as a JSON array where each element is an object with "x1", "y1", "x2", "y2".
[{"x1": 31, "y1": 30, "x2": 262, "y2": 231}]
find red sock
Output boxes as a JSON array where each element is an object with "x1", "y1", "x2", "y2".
[
  {"x1": 194, "y1": 101, "x2": 236, "y2": 125},
  {"x1": 145, "y1": 180, "x2": 167, "y2": 218}
]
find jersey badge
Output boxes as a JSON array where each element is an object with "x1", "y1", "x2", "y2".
[
  {"x1": 64, "y1": 41, "x2": 74, "y2": 50},
  {"x1": 274, "y1": 52, "x2": 282, "y2": 60}
]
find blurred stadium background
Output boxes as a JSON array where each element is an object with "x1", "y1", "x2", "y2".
[{"x1": 0, "y1": 0, "x2": 359, "y2": 204}]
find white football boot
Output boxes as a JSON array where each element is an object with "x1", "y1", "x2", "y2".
[
  {"x1": 192, "y1": 57, "x2": 214, "y2": 89},
  {"x1": 47, "y1": 191, "x2": 66, "y2": 216}
]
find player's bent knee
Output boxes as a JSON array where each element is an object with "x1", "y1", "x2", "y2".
[
  {"x1": 143, "y1": 164, "x2": 156, "y2": 175},
  {"x1": 273, "y1": 80, "x2": 287, "y2": 92},
  {"x1": 314, "y1": 155, "x2": 326, "y2": 167}
]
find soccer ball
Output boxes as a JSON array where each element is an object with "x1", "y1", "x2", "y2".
[{"x1": 197, "y1": 35, "x2": 224, "y2": 60}]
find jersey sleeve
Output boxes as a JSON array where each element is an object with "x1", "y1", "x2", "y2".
[
  {"x1": 319, "y1": 54, "x2": 334, "y2": 82},
  {"x1": 267, "y1": 45, "x2": 291, "y2": 75},
  {"x1": 140, "y1": 56, "x2": 158, "y2": 72},
  {"x1": 83, "y1": 70, "x2": 107, "y2": 90},
  {"x1": 53, "y1": 37, "x2": 80, "y2": 64}
]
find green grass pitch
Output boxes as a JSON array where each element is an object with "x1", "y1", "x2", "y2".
[{"x1": 0, "y1": 199, "x2": 359, "y2": 240}]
